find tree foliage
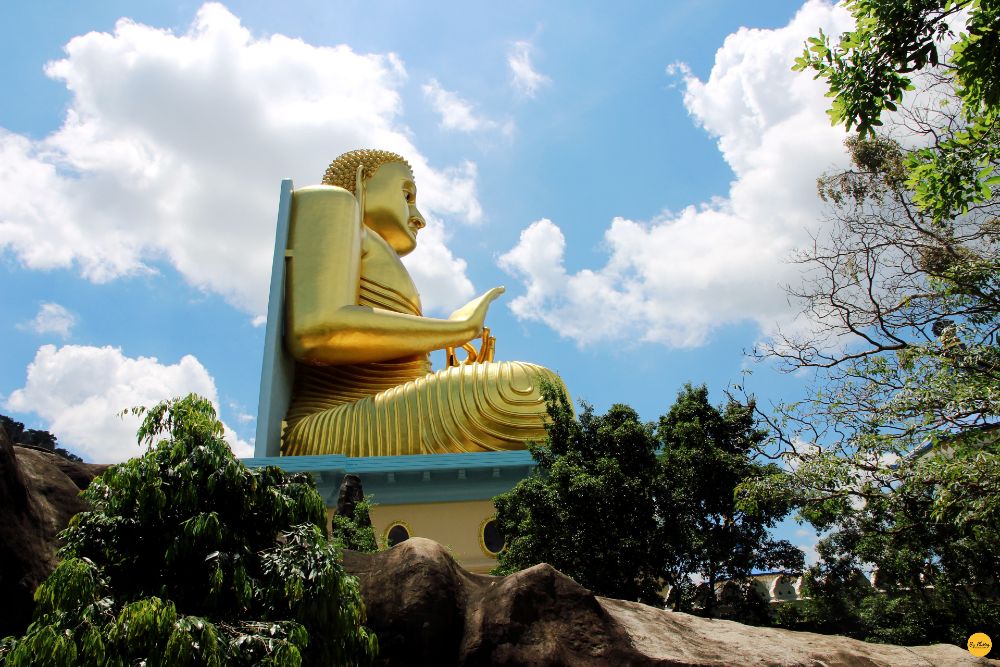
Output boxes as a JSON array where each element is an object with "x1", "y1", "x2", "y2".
[
  {"x1": 768, "y1": 455, "x2": 1000, "y2": 645},
  {"x1": 491, "y1": 383, "x2": 664, "y2": 604},
  {"x1": 763, "y1": 127, "x2": 1000, "y2": 446},
  {"x1": 331, "y1": 498, "x2": 378, "y2": 554},
  {"x1": 747, "y1": 130, "x2": 1000, "y2": 644},
  {"x1": 492, "y1": 382, "x2": 801, "y2": 616},
  {"x1": 0, "y1": 394, "x2": 377, "y2": 667},
  {"x1": 744, "y1": 7, "x2": 1000, "y2": 643},
  {"x1": 795, "y1": 0, "x2": 1000, "y2": 220},
  {"x1": 657, "y1": 385, "x2": 803, "y2": 619}
]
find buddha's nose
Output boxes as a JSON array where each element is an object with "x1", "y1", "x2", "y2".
[{"x1": 410, "y1": 209, "x2": 426, "y2": 229}]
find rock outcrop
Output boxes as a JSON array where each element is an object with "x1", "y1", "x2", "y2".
[
  {"x1": 0, "y1": 430, "x2": 107, "y2": 637},
  {"x1": 344, "y1": 537, "x2": 996, "y2": 667}
]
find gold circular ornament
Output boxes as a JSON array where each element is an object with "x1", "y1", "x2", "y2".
[{"x1": 968, "y1": 632, "x2": 992, "y2": 657}]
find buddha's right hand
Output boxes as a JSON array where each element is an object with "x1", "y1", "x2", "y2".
[{"x1": 448, "y1": 286, "x2": 505, "y2": 337}]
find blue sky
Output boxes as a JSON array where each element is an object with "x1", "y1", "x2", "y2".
[{"x1": 1, "y1": 1, "x2": 860, "y2": 558}]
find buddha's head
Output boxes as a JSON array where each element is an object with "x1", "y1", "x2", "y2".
[{"x1": 323, "y1": 149, "x2": 426, "y2": 256}]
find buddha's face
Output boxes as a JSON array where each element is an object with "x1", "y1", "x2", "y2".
[{"x1": 362, "y1": 161, "x2": 426, "y2": 256}]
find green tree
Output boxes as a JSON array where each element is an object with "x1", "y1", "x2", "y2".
[
  {"x1": 795, "y1": 0, "x2": 1000, "y2": 221},
  {"x1": 746, "y1": 135, "x2": 1000, "y2": 643},
  {"x1": 0, "y1": 394, "x2": 377, "y2": 667},
  {"x1": 491, "y1": 383, "x2": 664, "y2": 604},
  {"x1": 768, "y1": 459, "x2": 1000, "y2": 645},
  {"x1": 331, "y1": 498, "x2": 378, "y2": 554},
  {"x1": 657, "y1": 385, "x2": 803, "y2": 620},
  {"x1": 745, "y1": 28, "x2": 1000, "y2": 641},
  {"x1": 492, "y1": 382, "x2": 801, "y2": 614}
]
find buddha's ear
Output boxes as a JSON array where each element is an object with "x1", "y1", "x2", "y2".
[{"x1": 355, "y1": 164, "x2": 366, "y2": 213}]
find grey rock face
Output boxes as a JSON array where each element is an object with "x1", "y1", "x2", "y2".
[
  {"x1": 344, "y1": 537, "x2": 996, "y2": 667},
  {"x1": 0, "y1": 432, "x2": 106, "y2": 637}
]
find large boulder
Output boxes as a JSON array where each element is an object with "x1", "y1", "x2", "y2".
[
  {"x1": 0, "y1": 431, "x2": 107, "y2": 637},
  {"x1": 344, "y1": 537, "x2": 995, "y2": 667}
]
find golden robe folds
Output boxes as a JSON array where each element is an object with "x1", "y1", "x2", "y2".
[{"x1": 282, "y1": 272, "x2": 561, "y2": 457}]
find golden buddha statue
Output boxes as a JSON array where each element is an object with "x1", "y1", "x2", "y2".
[{"x1": 281, "y1": 149, "x2": 567, "y2": 457}]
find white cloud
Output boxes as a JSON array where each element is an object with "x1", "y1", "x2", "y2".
[
  {"x1": 0, "y1": 3, "x2": 477, "y2": 316},
  {"x1": 798, "y1": 539, "x2": 820, "y2": 567},
  {"x1": 4, "y1": 344, "x2": 253, "y2": 462},
  {"x1": 422, "y1": 78, "x2": 510, "y2": 135},
  {"x1": 19, "y1": 302, "x2": 76, "y2": 338},
  {"x1": 664, "y1": 61, "x2": 692, "y2": 79},
  {"x1": 499, "y1": 0, "x2": 854, "y2": 347},
  {"x1": 507, "y1": 40, "x2": 550, "y2": 98},
  {"x1": 226, "y1": 400, "x2": 255, "y2": 425}
]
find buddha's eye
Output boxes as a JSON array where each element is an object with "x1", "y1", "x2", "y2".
[{"x1": 404, "y1": 190, "x2": 415, "y2": 203}]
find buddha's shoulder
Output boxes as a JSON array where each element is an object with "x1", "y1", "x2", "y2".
[
  {"x1": 292, "y1": 185, "x2": 359, "y2": 219},
  {"x1": 293, "y1": 183, "x2": 355, "y2": 199}
]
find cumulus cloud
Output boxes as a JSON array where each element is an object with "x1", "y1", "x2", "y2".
[
  {"x1": 19, "y1": 302, "x2": 76, "y2": 338},
  {"x1": 798, "y1": 540, "x2": 820, "y2": 567},
  {"x1": 507, "y1": 41, "x2": 550, "y2": 98},
  {"x1": 227, "y1": 400, "x2": 255, "y2": 424},
  {"x1": 4, "y1": 344, "x2": 253, "y2": 461},
  {"x1": 0, "y1": 3, "x2": 476, "y2": 316},
  {"x1": 422, "y1": 78, "x2": 510, "y2": 135},
  {"x1": 499, "y1": 0, "x2": 854, "y2": 347},
  {"x1": 793, "y1": 527, "x2": 822, "y2": 566}
]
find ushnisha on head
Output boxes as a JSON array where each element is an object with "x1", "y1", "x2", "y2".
[
  {"x1": 323, "y1": 149, "x2": 426, "y2": 257},
  {"x1": 323, "y1": 148, "x2": 412, "y2": 195}
]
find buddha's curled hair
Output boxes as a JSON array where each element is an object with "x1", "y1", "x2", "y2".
[{"x1": 322, "y1": 149, "x2": 412, "y2": 195}]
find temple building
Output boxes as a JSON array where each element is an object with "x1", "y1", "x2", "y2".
[{"x1": 243, "y1": 450, "x2": 533, "y2": 572}]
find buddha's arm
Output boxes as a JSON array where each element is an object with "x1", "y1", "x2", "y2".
[{"x1": 286, "y1": 186, "x2": 498, "y2": 365}]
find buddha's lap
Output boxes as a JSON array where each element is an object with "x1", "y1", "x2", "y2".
[{"x1": 282, "y1": 361, "x2": 563, "y2": 456}]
